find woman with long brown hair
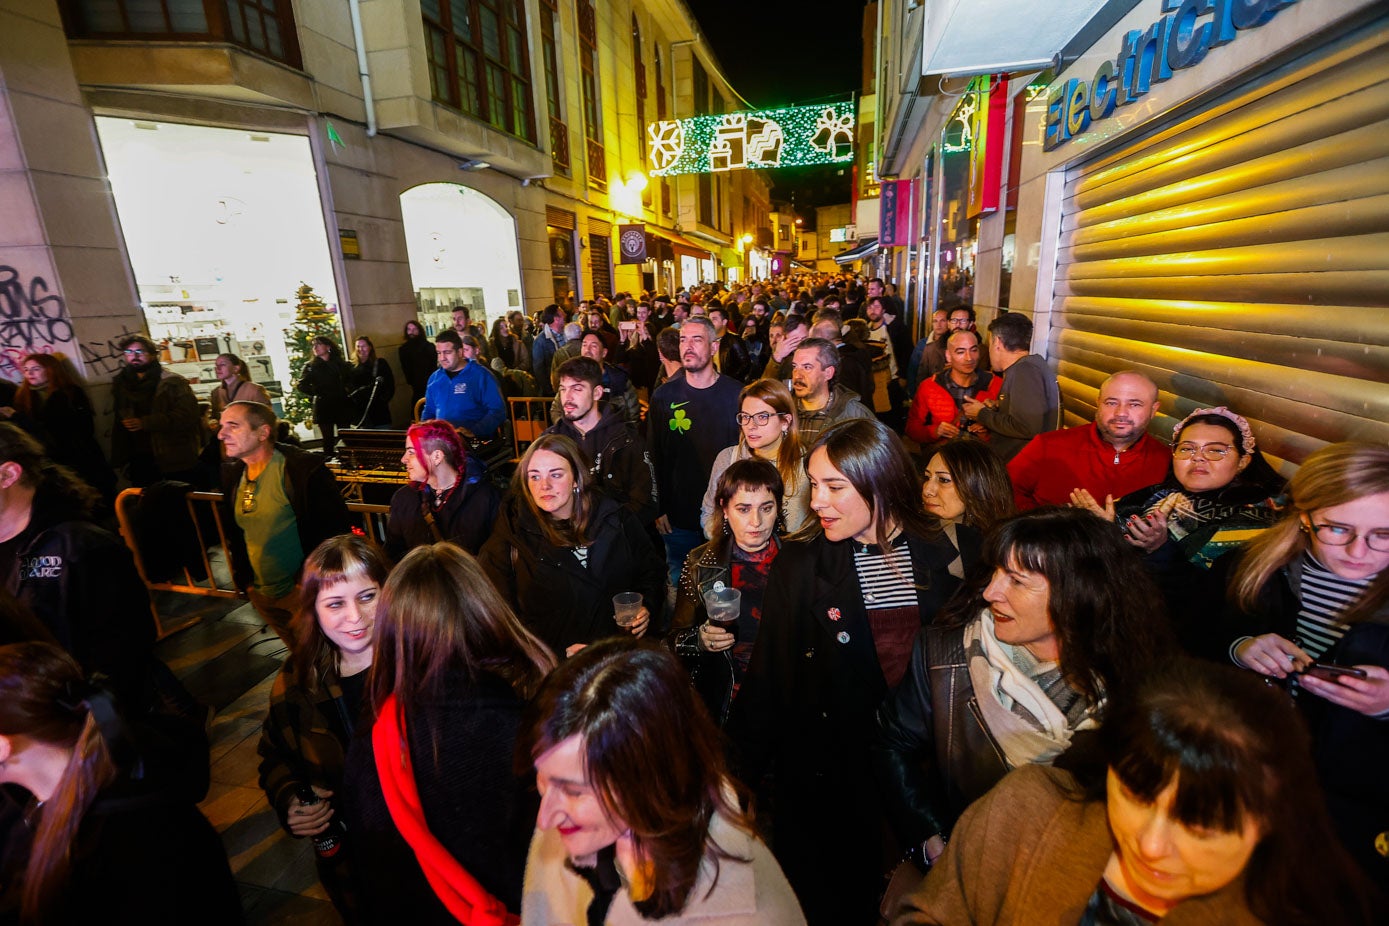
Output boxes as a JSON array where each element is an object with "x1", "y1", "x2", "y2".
[
  {"x1": 726, "y1": 417, "x2": 960, "y2": 925},
  {"x1": 521, "y1": 638, "x2": 804, "y2": 925},
  {"x1": 479, "y1": 433, "x2": 665, "y2": 657},
  {"x1": 2, "y1": 353, "x2": 115, "y2": 504},
  {"x1": 341, "y1": 543, "x2": 555, "y2": 922},
  {"x1": 920, "y1": 439, "x2": 1016, "y2": 580},
  {"x1": 699, "y1": 378, "x2": 811, "y2": 537},
  {"x1": 0, "y1": 641, "x2": 240, "y2": 923},
  {"x1": 257, "y1": 534, "x2": 390, "y2": 922}
]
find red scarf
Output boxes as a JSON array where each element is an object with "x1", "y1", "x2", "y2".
[{"x1": 372, "y1": 694, "x2": 520, "y2": 925}]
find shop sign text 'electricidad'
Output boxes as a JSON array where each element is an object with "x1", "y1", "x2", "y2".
[{"x1": 1045, "y1": 0, "x2": 1299, "y2": 150}]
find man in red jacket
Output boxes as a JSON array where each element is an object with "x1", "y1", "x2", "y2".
[
  {"x1": 904, "y1": 329, "x2": 1002, "y2": 451},
  {"x1": 1008, "y1": 370, "x2": 1168, "y2": 510}
]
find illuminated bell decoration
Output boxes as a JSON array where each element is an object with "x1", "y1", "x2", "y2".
[{"x1": 647, "y1": 101, "x2": 856, "y2": 176}]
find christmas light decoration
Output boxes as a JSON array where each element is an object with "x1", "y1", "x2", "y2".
[{"x1": 647, "y1": 100, "x2": 856, "y2": 176}]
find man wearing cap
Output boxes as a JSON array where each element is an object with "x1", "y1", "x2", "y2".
[{"x1": 109, "y1": 334, "x2": 204, "y2": 486}]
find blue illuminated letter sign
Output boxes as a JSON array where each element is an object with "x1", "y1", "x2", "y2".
[{"x1": 1045, "y1": 0, "x2": 1297, "y2": 149}]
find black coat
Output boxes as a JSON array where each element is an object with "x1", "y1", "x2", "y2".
[
  {"x1": 478, "y1": 493, "x2": 666, "y2": 657},
  {"x1": 10, "y1": 385, "x2": 116, "y2": 501},
  {"x1": 349, "y1": 357, "x2": 396, "y2": 427},
  {"x1": 297, "y1": 356, "x2": 353, "y2": 426},
  {"x1": 398, "y1": 335, "x2": 437, "y2": 402},
  {"x1": 384, "y1": 476, "x2": 500, "y2": 560},
  {"x1": 726, "y1": 528, "x2": 959, "y2": 924},
  {"x1": 341, "y1": 670, "x2": 536, "y2": 922}
]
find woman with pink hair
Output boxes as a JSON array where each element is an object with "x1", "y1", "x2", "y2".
[{"x1": 384, "y1": 419, "x2": 499, "y2": 560}]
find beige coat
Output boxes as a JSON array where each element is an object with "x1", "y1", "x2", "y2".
[
  {"x1": 891, "y1": 765, "x2": 1262, "y2": 926},
  {"x1": 521, "y1": 812, "x2": 806, "y2": 925}
]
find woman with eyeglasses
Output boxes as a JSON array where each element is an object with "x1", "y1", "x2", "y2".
[
  {"x1": 1073, "y1": 406, "x2": 1283, "y2": 649},
  {"x1": 1220, "y1": 441, "x2": 1389, "y2": 893},
  {"x1": 699, "y1": 379, "x2": 811, "y2": 538}
]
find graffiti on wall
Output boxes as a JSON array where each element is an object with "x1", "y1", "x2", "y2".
[{"x1": 0, "y1": 264, "x2": 137, "y2": 380}]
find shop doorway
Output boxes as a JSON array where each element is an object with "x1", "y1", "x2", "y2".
[{"x1": 400, "y1": 183, "x2": 524, "y2": 337}]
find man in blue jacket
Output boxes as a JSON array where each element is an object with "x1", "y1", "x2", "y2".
[{"x1": 422, "y1": 330, "x2": 505, "y2": 439}]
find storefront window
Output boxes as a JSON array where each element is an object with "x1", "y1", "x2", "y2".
[
  {"x1": 400, "y1": 183, "x2": 524, "y2": 336},
  {"x1": 938, "y1": 109, "x2": 977, "y2": 310},
  {"x1": 96, "y1": 118, "x2": 341, "y2": 415}
]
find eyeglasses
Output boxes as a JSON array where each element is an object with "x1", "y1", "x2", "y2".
[
  {"x1": 241, "y1": 484, "x2": 258, "y2": 515},
  {"x1": 123, "y1": 348, "x2": 149, "y2": 357},
  {"x1": 736, "y1": 411, "x2": 784, "y2": 426},
  {"x1": 1308, "y1": 523, "x2": 1389, "y2": 552},
  {"x1": 1172, "y1": 443, "x2": 1234, "y2": 461}
]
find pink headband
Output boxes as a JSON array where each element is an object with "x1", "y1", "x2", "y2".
[{"x1": 1172, "y1": 406, "x2": 1256, "y2": 454}]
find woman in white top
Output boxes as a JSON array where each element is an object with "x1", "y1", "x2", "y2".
[
  {"x1": 700, "y1": 378, "x2": 811, "y2": 538},
  {"x1": 521, "y1": 638, "x2": 805, "y2": 926}
]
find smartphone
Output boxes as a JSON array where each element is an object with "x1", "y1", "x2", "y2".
[{"x1": 1302, "y1": 662, "x2": 1368, "y2": 682}]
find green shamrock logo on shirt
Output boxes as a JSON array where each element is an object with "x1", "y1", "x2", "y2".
[{"x1": 670, "y1": 409, "x2": 692, "y2": 433}]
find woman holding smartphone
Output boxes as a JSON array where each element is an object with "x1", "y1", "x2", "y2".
[{"x1": 1222, "y1": 441, "x2": 1389, "y2": 893}]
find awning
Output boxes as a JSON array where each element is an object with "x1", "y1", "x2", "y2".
[
  {"x1": 917, "y1": 0, "x2": 1112, "y2": 80},
  {"x1": 720, "y1": 248, "x2": 742, "y2": 269},
  {"x1": 647, "y1": 226, "x2": 710, "y2": 260},
  {"x1": 834, "y1": 238, "x2": 879, "y2": 264}
]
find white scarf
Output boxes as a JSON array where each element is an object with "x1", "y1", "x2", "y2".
[{"x1": 963, "y1": 610, "x2": 1099, "y2": 769}]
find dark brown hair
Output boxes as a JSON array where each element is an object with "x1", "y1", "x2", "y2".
[
  {"x1": 930, "y1": 440, "x2": 1015, "y2": 532},
  {"x1": 292, "y1": 534, "x2": 391, "y2": 686},
  {"x1": 370, "y1": 544, "x2": 555, "y2": 758},
  {"x1": 1097, "y1": 659, "x2": 1375, "y2": 926},
  {"x1": 0, "y1": 423, "x2": 99, "y2": 514},
  {"x1": 521, "y1": 639, "x2": 753, "y2": 918},
  {"x1": 802, "y1": 417, "x2": 935, "y2": 547},
  {"x1": 0, "y1": 642, "x2": 118, "y2": 923},
  {"x1": 512, "y1": 433, "x2": 597, "y2": 547},
  {"x1": 939, "y1": 507, "x2": 1171, "y2": 704}
]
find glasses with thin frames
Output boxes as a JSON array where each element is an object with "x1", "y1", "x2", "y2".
[
  {"x1": 736, "y1": 411, "x2": 783, "y2": 427},
  {"x1": 1308, "y1": 523, "x2": 1389, "y2": 552},
  {"x1": 1172, "y1": 443, "x2": 1234, "y2": 461}
]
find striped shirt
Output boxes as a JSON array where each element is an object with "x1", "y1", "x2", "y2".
[
  {"x1": 1295, "y1": 554, "x2": 1371, "y2": 659},
  {"x1": 852, "y1": 536, "x2": 918, "y2": 610}
]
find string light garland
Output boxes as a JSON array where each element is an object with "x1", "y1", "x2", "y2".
[{"x1": 647, "y1": 100, "x2": 856, "y2": 176}]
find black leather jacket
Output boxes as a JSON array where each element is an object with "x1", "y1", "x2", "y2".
[{"x1": 872, "y1": 623, "x2": 1008, "y2": 854}]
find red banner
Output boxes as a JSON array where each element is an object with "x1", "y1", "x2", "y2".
[{"x1": 879, "y1": 179, "x2": 915, "y2": 246}]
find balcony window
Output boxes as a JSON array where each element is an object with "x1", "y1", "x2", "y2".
[
  {"x1": 538, "y1": 0, "x2": 568, "y2": 174},
  {"x1": 576, "y1": 0, "x2": 604, "y2": 190},
  {"x1": 60, "y1": 0, "x2": 300, "y2": 67},
  {"x1": 422, "y1": 0, "x2": 537, "y2": 144}
]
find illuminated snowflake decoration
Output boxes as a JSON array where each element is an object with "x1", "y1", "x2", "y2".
[
  {"x1": 648, "y1": 121, "x2": 685, "y2": 172},
  {"x1": 810, "y1": 107, "x2": 854, "y2": 158}
]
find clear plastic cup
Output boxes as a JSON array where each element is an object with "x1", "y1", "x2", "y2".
[
  {"x1": 613, "y1": 592, "x2": 643, "y2": 627},
  {"x1": 703, "y1": 586, "x2": 741, "y2": 631}
]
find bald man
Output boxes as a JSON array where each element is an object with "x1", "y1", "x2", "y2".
[{"x1": 1008, "y1": 371, "x2": 1170, "y2": 510}]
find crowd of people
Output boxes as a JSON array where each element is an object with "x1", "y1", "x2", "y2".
[{"x1": 0, "y1": 271, "x2": 1384, "y2": 925}]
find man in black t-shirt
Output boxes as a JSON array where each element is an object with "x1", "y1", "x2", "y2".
[{"x1": 648, "y1": 316, "x2": 742, "y2": 588}]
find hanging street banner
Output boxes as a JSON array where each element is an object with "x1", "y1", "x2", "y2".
[{"x1": 646, "y1": 101, "x2": 856, "y2": 176}]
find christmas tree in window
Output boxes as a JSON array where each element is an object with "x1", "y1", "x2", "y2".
[{"x1": 282, "y1": 282, "x2": 344, "y2": 428}]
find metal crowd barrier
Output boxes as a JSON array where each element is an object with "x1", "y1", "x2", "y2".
[{"x1": 114, "y1": 487, "x2": 390, "y2": 639}]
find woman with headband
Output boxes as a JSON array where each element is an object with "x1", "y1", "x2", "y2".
[{"x1": 1073, "y1": 406, "x2": 1284, "y2": 650}]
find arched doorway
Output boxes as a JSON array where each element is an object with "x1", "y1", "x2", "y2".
[{"x1": 400, "y1": 183, "x2": 524, "y2": 337}]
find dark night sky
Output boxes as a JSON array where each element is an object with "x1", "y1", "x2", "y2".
[{"x1": 686, "y1": 0, "x2": 866, "y2": 211}]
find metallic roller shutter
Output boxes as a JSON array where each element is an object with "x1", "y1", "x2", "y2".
[{"x1": 1050, "y1": 21, "x2": 1389, "y2": 468}]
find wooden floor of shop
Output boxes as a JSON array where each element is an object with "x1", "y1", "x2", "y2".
[{"x1": 154, "y1": 592, "x2": 341, "y2": 925}]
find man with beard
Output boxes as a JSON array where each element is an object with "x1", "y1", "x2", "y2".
[
  {"x1": 109, "y1": 334, "x2": 204, "y2": 486},
  {"x1": 545, "y1": 357, "x2": 656, "y2": 527},
  {"x1": 789, "y1": 338, "x2": 873, "y2": 446},
  {"x1": 548, "y1": 331, "x2": 640, "y2": 425},
  {"x1": 648, "y1": 316, "x2": 742, "y2": 587},
  {"x1": 904, "y1": 329, "x2": 1003, "y2": 452},
  {"x1": 1008, "y1": 370, "x2": 1168, "y2": 510}
]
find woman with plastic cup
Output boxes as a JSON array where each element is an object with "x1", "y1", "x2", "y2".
[
  {"x1": 480, "y1": 433, "x2": 665, "y2": 658},
  {"x1": 671, "y1": 459, "x2": 785, "y2": 725}
]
